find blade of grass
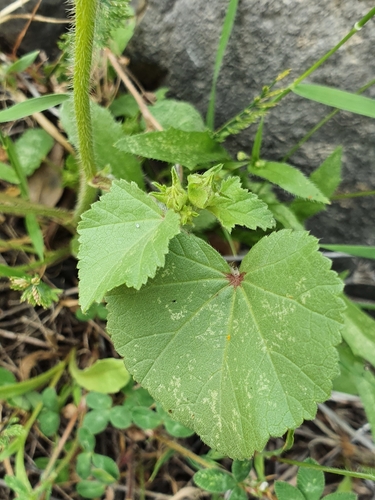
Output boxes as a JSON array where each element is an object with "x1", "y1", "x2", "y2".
[
  {"x1": 293, "y1": 83, "x2": 375, "y2": 118},
  {"x1": 206, "y1": 0, "x2": 239, "y2": 129},
  {"x1": 320, "y1": 244, "x2": 375, "y2": 260},
  {"x1": 282, "y1": 78, "x2": 375, "y2": 161},
  {"x1": 0, "y1": 94, "x2": 69, "y2": 123}
]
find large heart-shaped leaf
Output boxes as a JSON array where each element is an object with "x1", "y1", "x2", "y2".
[
  {"x1": 78, "y1": 180, "x2": 180, "y2": 311},
  {"x1": 107, "y1": 230, "x2": 344, "y2": 458}
]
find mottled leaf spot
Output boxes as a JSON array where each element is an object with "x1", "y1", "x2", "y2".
[{"x1": 225, "y1": 269, "x2": 246, "y2": 288}]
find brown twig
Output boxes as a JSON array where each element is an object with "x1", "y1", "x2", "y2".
[
  {"x1": 12, "y1": 0, "x2": 42, "y2": 57},
  {"x1": 104, "y1": 49, "x2": 163, "y2": 132}
]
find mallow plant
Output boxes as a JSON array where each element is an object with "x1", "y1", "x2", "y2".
[
  {"x1": 2, "y1": 0, "x2": 375, "y2": 465},
  {"x1": 72, "y1": 0, "x2": 375, "y2": 459}
]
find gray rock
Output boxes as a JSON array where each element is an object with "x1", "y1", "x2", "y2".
[
  {"x1": 0, "y1": 0, "x2": 68, "y2": 56},
  {"x1": 127, "y1": 0, "x2": 375, "y2": 244}
]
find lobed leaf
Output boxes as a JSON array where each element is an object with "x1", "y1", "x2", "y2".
[
  {"x1": 78, "y1": 180, "x2": 180, "y2": 311},
  {"x1": 107, "y1": 230, "x2": 344, "y2": 458},
  {"x1": 207, "y1": 176, "x2": 275, "y2": 232},
  {"x1": 249, "y1": 161, "x2": 329, "y2": 203},
  {"x1": 115, "y1": 128, "x2": 230, "y2": 169}
]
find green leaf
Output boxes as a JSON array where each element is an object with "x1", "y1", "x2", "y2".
[
  {"x1": 341, "y1": 296, "x2": 375, "y2": 367},
  {"x1": 0, "y1": 361, "x2": 64, "y2": 400},
  {"x1": 78, "y1": 179, "x2": 181, "y2": 311},
  {"x1": 42, "y1": 387, "x2": 59, "y2": 412},
  {"x1": 82, "y1": 409, "x2": 110, "y2": 435},
  {"x1": 5, "y1": 50, "x2": 40, "y2": 75},
  {"x1": 0, "y1": 162, "x2": 19, "y2": 184},
  {"x1": 86, "y1": 392, "x2": 112, "y2": 410},
  {"x1": 310, "y1": 147, "x2": 342, "y2": 198},
  {"x1": 229, "y1": 485, "x2": 248, "y2": 500},
  {"x1": 275, "y1": 481, "x2": 305, "y2": 500},
  {"x1": 320, "y1": 244, "x2": 375, "y2": 260},
  {"x1": 291, "y1": 148, "x2": 342, "y2": 220},
  {"x1": 92, "y1": 453, "x2": 120, "y2": 481},
  {"x1": 269, "y1": 202, "x2": 304, "y2": 230},
  {"x1": 337, "y1": 343, "x2": 375, "y2": 442},
  {"x1": 323, "y1": 493, "x2": 357, "y2": 500},
  {"x1": 109, "y1": 405, "x2": 132, "y2": 429},
  {"x1": 76, "y1": 452, "x2": 92, "y2": 480},
  {"x1": 109, "y1": 94, "x2": 139, "y2": 118},
  {"x1": 25, "y1": 214, "x2": 44, "y2": 261},
  {"x1": 60, "y1": 100, "x2": 144, "y2": 187},
  {"x1": 251, "y1": 117, "x2": 264, "y2": 164},
  {"x1": 107, "y1": 230, "x2": 344, "y2": 458},
  {"x1": 194, "y1": 469, "x2": 236, "y2": 493},
  {"x1": 157, "y1": 404, "x2": 194, "y2": 437},
  {"x1": 206, "y1": 0, "x2": 239, "y2": 129},
  {"x1": 149, "y1": 100, "x2": 206, "y2": 132},
  {"x1": 69, "y1": 356, "x2": 130, "y2": 394},
  {"x1": 39, "y1": 410, "x2": 60, "y2": 436},
  {"x1": 248, "y1": 161, "x2": 329, "y2": 203},
  {"x1": 14, "y1": 129, "x2": 54, "y2": 177},
  {"x1": 207, "y1": 176, "x2": 275, "y2": 232},
  {"x1": 297, "y1": 458, "x2": 324, "y2": 500},
  {"x1": 0, "y1": 367, "x2": 16, "y2": 385},
  {"x1": 0, "y1": 94, "x2": 69, "y2": 123},
  {"x1": 78, "y1": 428, "x2": 96, "y2": 452},
  {"x1": 76, "y1": 480, "x2": 106, "y2": 499},
  {"x1": 293, "y1": 84, "x2": 375, "y2": 119},
  {"x1": 131, "y1": 406, "x2": 163, "y2": 430},
  {"x1": 115, "y1": 129, "x2": 230, "y2": 169},
  {"x1": 231, "y1": 459, "x2": 253, "y2": 482},
  {"x1": 4, "y1": 475, "x2": 32, "y2": 495}
]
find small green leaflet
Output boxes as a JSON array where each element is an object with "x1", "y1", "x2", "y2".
[
  {"x1": 107, "y1": 230, "x2": 344, "y2": 458},
  {"x1": 293, "y1": 83, "x2": 375, "y2": 119},
  {"x1": 78, "y1": 180, "x2": 180, "y2": 311},
  {"x1": 248, "y1": 161, "x2": 329, "y2": 203},
  {"x1": 115, "y1": 129, "x2": 230, "y2": 169},
  {"x1": 207, "y1": 177, "x2": 275, "y2": 232}
]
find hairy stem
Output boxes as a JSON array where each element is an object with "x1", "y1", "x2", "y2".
[{"x1": 72, "y1": 0, "x2": 99, "y2": 223}]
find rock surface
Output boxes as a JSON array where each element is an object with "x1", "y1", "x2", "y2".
[
  {"x1": 0, "y1": 0, "x2": 67, "y2": 56},
  {"x1": 127, "y1": 0, "x2": 375, "y2": 244}
]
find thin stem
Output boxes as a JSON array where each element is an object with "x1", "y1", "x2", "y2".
[
  {"x1": 273, "y1": 7, "x2": 375, "y2": 105},
  {"x1": 72, "y1": 0, "x2": 99, "y2": 222},
  {"x1": 276, "y1": 457, "x2": 375, "y2": 481},
  {"x1": 332, "y1": 190, "x2": 375, "y2": 200},
  {"x1": 0, "y1": 193, "x2": 73, "y2": 224},
  {"x1": 153, "y1": 432, "x2": 217, "y2": 469}
]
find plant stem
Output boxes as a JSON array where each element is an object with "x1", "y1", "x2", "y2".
[
  {"x1": 153, "y1": 432, "x2": 217, "y2": 469},
  {"x1": 273, "y1": 7, "x2": 375, "y2": 104},
  {"x1": 72, "y1": 0, "x2": 99, "y2": 223},
  {"x1": 276, "y1": 457, "x2": 375, "y2": 481},
  {"x1": 332, "y1": 190, "x2": 375, "y2": 200}
]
